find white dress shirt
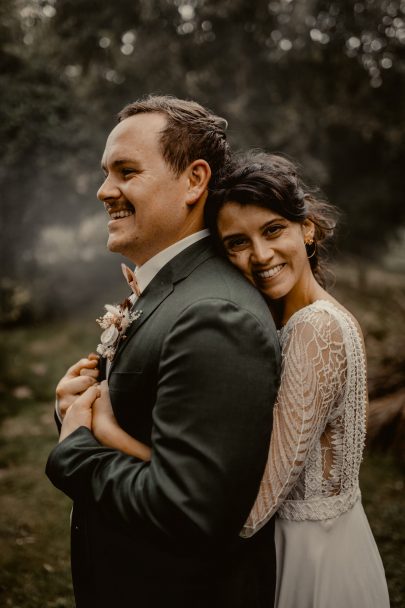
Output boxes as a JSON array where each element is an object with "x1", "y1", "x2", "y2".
[{"x1": 134, "y1": 229, "x2": 210, "y2": 295}]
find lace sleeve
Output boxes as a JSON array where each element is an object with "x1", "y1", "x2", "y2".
[{"x1": 241, "y1": 308, "x2": 347, "y2": 537}]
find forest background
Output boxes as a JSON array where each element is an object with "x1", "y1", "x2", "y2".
[{"x1": 0, "y1": 1, "x2": 404, "y2": 606}]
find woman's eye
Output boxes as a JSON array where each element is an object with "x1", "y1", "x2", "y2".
[
  {"x1": 264, "y1": 225, "x2": 284, "y2": 237},
  {"x1": 225, "y1": 237, "x2": 248, "y2": 251}
]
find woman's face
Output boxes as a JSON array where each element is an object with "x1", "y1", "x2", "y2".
[{"x1": 217, "y1": 202, "x2": 315, "y2": 302}]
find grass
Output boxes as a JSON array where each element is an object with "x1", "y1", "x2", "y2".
[
  {"x1": 0, "y1": 303, "x2": 404, "y2": 607},
  {"x1": 0, "y1": 317, "x2": 99, "y2": 607},
  {"x1": 360, "y1": 452, "x2": 405, "y2": 607},
  {"x1": 0, "y1": 405, "x2": 73, "y2": 607}
]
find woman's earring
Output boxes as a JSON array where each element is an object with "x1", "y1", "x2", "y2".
[{"x1": 305, "y1": 238, "x2": 316, "y2": 259}]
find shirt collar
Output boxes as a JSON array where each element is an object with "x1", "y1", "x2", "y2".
[{"x1": 134, "y1": 229, "x2": 210, "y2": 294}]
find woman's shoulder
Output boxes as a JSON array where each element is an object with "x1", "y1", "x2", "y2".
[{"x1": 280, "y1": 298, "x2": 364, "y2": 346}]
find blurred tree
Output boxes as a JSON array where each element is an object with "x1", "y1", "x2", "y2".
[
  {"x1": 1, "y1": 0, "x2": 405, "y2": 322},
  {"x1": 43, "y1": 0, "x2": 405, "y2": 253},
  {"x1": 0, "y1": 0, "x2": 107, "y2": 321}
]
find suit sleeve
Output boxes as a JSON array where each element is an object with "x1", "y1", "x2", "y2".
[{"x1": 46, "y1": 298, "x2": 280, "y2": 543}]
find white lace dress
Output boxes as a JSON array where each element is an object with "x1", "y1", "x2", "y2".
[{"x1": 242, "y1": 300, "x2": 390, "y2": 607}]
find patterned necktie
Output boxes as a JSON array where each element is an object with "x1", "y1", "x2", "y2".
[{"x1": 121, "y1": 263, "x2": 141, "y2": 297}]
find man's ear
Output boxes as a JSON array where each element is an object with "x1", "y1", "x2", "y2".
[{"x1": 185, "y1": 159, "x2": 211, "y2": 207}]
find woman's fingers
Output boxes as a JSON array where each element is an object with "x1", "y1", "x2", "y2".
[
  {"x1": 66, "y1": 357, "x2": 99, "y2": 378},
  {"x1": 59, "y1": 385, "x2": 100, "y2": 442},
  {"x1": 80, "y1": 367, "x2": 99, "y2": 379},
  {"x1": 93, "y1": 381, "x2": 111, "y2": 414},
  {"x1": 56, "y1": 355, "x2": 100, "y2": 423},
  {"x1": 56, "y1": 375, "x2": 98, "y2": 418},
  {"x1": 99, "y1": 379, "x2": 108, "y2": 393},
  {"x1": 58, "y1": 374, "x2": 97, "y2": 398},
  {"x1": 91, "y1": 381, "x2": 117, "y2": 442},
  {"x1": 73, "y1": 385, "x2": 101, "y2": 409}
]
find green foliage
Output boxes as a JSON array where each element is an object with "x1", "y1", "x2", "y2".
[{"x1": 1, "y1": 0, "x2": 405, "y2": 321}]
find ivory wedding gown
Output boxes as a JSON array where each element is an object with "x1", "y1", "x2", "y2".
[{"x1": 242, "y1": 300, "x2": 390, "y2": 607}]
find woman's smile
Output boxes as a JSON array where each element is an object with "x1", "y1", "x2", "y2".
[{"x1": 254, "y1": 263, "x2": 286, "y2": 282}]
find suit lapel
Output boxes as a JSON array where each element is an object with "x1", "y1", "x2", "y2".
[{"x1": 109, "y1": 237, "x2": 215, "y2": 372}]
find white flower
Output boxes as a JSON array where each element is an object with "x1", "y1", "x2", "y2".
[
  {"x1": 105, "y1": 304, "x2": 121, "y2": 316},
  {"x1": 96, "y1": 300, "x2": 142, "y2": 362},
  {"x1": 100, "y1": 325, "x2": 119, "y2": 346}
]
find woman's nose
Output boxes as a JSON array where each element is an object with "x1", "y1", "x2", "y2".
[{"x1": 251, "y1": 240, "x2": 274, "y2": 264}]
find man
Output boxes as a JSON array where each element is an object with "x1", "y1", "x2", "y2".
[{"x1": 46, "y1": 95, "x2": 280, "y2": 607}]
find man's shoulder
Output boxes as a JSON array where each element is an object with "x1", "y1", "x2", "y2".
[{"x1": 176, "y1": 253, "x2": 273, "y2": 325}]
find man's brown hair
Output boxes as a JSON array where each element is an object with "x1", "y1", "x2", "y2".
[{"x1": 118, "y1": 95, "x2": 230, "y2": 188}]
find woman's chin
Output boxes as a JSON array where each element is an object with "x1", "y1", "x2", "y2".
[{"x1": 259, "y1": 279, "x2": 290, "y2": 302}]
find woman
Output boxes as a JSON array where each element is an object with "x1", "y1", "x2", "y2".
[
  {"x1": 204, "y1": 152, "x2": 390, "y2": 607},
  {"x1": 86, "y1": 152, "x2": 390, "y2": 607}
]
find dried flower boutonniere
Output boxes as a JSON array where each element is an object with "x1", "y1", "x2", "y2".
[{"x1": 96, "y1": 298, "x2": 142, "y2": 361}]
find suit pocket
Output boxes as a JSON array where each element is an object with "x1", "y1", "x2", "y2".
[{"x1": 108, "y1": 370, "x2": 143, "y2": 392}]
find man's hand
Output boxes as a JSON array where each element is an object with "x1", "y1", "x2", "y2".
[
  {"x1": 59, "y1": 385, "x2": 101, "y2": 443},
  {"x1": 56, "y1": 353, "x2": 100, "y2": 420}
]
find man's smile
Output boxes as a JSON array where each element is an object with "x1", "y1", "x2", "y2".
[
  {"x1": 104, "y1": 202, "x2": 135, "y2": 221},
  {"x1": 109, "y1": 209, "x2": 134, "y2": 220}
]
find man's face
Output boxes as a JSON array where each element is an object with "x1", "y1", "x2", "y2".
[{"x1": 97, "y1": 113, "x2": 192, "y2": 266}]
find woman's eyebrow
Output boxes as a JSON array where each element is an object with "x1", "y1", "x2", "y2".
[
  {"x1": 221, "y1": 231, "x2": 245, "y2": 242},
  {"x1": 222, "y1": 218, "x2": 284, "y2": 241}
]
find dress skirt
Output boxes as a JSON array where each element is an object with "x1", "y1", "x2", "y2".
[{"x1": 274, "y1": 498, "x2": 390, "y2": 608}]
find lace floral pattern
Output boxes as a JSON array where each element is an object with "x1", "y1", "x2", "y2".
[{"x1": 241, "y1": 300, "x2": 368, "y2": 537}]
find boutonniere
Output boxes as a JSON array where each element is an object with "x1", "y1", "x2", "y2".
[{"x1": 96, "y1": 298, "x2": 142, "y2": 361}]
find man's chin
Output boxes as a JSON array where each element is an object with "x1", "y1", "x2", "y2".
[
  {"x1": 106, "y1": 237, "x2": 123, "y2": 254},
  {"x1": 107, "y1": 238, "x2": 138, "y2": 263}
]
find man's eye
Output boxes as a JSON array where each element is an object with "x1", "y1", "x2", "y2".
[{"x1": 121, "y1": 168, "x2": 136, "y2": 177}]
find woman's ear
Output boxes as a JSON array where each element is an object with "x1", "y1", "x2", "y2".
[
  {"x1": 185, "y1": 159, "x2": 211, "y2": 207},
  {"x1": 302, "y1": 218, "x2": 315, "y2": 242}
]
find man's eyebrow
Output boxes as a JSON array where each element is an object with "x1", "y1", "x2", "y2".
[{"x1": 101, "y1": 159, "x2": 139, "y2": 171}]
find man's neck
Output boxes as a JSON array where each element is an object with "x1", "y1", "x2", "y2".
[{"x1": 134, "y1": 229, "x2": 210, "y2": 294}]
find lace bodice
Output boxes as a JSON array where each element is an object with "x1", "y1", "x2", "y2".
[{"x1": 242, "y1": 300, "x2": 368, "y2": 537}]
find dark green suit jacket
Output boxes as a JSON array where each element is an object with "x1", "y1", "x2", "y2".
[{"x1": 46, "y1": 238, "x2": 280, "y2": 608}]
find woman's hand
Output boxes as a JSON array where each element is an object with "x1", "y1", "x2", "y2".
[
  {"x1": 91, "y1": 380, "x2": 118, "y2": 444},
  {"x1": 93, "y1": 381, "x2": 152, "y2": 461},
  {"x1": 56, "y1": 353, "x2": 100, "y2": 420},
  {"x1": 59, "y1": 384, "x2": 101, "y2": 442}
]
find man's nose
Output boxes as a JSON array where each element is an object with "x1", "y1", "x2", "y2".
[
  {"x1": 97, "y1": 175, "x2": 120, "y2": 203},
  {"x1": 251, "y1": 240, "x2": 274, "y2": 264}
]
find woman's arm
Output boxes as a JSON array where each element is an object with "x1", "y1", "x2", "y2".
[
  {"x1": 92, "y1": 380, "x2": 152, "y2": 461},
  {"x1": 241, "y1": 309, "x2": 347, "y2": 537}
]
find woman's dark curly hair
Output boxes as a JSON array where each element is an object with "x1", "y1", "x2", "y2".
[{"x1": 205, "y1": 151, "x2": 340, "y2": 288}]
